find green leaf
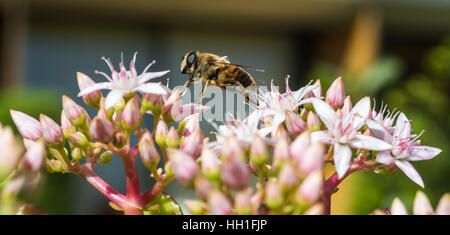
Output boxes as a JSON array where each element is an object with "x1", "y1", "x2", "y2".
[{"x1": 143, "y1": 192, "x2": 183, "y2": 215}]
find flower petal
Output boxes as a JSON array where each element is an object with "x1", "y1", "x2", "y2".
[
  {"x1": 408, "y1": 145, "x2": 441, "y2": 161},
  {"x1": 351, "y1": 96, "x2": 371, "y2": 130},
  {"x1": 366, "y1": 119, "x2": 393, "y2": 143},
  {"x1": 311, "y1": 98, "x2": 337, "y2": 131},
  {"x1": 77, "y1": 82, "x2": 112, "y2": 96},
  {"x1": 413, "y1": 191, "x2": 433, "y2": 215},
  {"x1": 393, "y1": 113, "x2": 411, "y2": 140},
  {"x1": 349, "y1": 134, "x2": 392, "y2": 151},
  {"x1": 395, "y1": 160, "x2": 424, "y2": 188},
  {"x1": 334, "y1": 143, "x2": 352, "y2": 179},
  {"x1": 135, "y1": 83, "x2": 167, "y2": 95},
  {"x1": 391, "y1": 198, "x2": 408, "y2": 215},
  {"x1": 375, "y1": 151, "x2": 395, "y2": 165},
  {"x1": 105, "y1": 90, "x2": 126, "y2": 109},
  {"x1": 138, "y1": 70, "x2": 170, "y2": 84},
  {"x1": 311, "y1": 131, "x2": 332, "y2": 145}
]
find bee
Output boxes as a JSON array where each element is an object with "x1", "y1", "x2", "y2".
[{"x1": 180, "y1": 51, "x2": 263, "y2": 104}]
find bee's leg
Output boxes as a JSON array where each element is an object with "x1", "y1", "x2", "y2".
[{"x1": 194, "y1": 79, "x2": 210, "y2": 104}]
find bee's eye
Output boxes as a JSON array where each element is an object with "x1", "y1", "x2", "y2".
[{"x1": 187, "y1": 53, "x2": 196, "y2": 65}]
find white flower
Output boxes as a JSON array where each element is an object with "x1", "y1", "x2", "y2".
[
  {"x1": 370, "y1": 100, "x2": 399, "y2": 133},
  {"x1": 257, "y1": 76, "x2": 318, "y2": 135},
  {"x1": 78, "y1": 52, "x2": 169, "y2": 109},
  {"x1": 367, "y1": 112, "x2": 441, "y2": 188},
  {"x1": 311, "y1": 97, "x2": 392, "y2": 178}
]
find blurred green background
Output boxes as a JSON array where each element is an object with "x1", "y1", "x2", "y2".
[{"x1": 0, "y1": 0, "x2": 448, "y2": 214}]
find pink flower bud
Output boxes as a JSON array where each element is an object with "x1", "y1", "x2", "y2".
[
  {"x1": 265, "y1": 180, "x2": 283, "y2": 209},
  {"x1": 201, "y1": 147, "x2": 221, "y2": 180},
  {"x1": 222, "y1": 136, "x2": 243, "y2": 161},
  {"x1": 194, "y1": 176, "x2": 214, "y2": 200},
  {"x1": 307, "y1": 112, "x2": 321, "y2": 131},
  {"x1": 208, "y1": 190, "x2": 233, "y2": 215},
  {"x1": 250, "y1": 134, "x2": 268, "y2": 167},
  {"x1": 155, "y1": 119, "x2": 168, "y2": 147},
  {"x1": 10, "y1": 110, "x2": 42, "y2": 141},
  {"x1": 271, "y1": 124, "x2": 289, "y2": 142},
  {"x1": 0, "y1": 124, "x2": 22, "y2": 180},
  {"x1": 62, "y1": 96, "x2": 87, "y2": 126},
  {"x1": 139, "y1": 132, "x2": 160, "y2": 169},
  {"x1": 121, "y1": 96, "x2": 141, "y2": 130},
  {"x1": 39, "y1": 114, "x2": 63, "y2": 146},
  {"x1": 166, "y1": 126, "x2": 179, "y2": 148},
  {"x1": 90, "y1": 116, "x2": 114, "y2": 143},
  {"x1": 273, "y1": 137, "x2": 289, "y2": 169},
  {"x1": 304, "y1": 79, "x2": 322, "y2": 99},
  {"x1": 22, "y1": 139, "x2": 46, "y2": 172},
  {"x1": 235, "y1": 189, "x2": 253, "y2": 215},
  {"x1": 113, "y1": 132, "x2": 126, "y2": 148},
  {"x1": 180, "y1": 113, "x2": 200, "y2": 137},
  {"x1": 77, "y1": 72, "x2": 102, "y2": 108},
  {"x1": 221, "y1": 156, "x2": 249, "y2": 190},
  {"x1": 68, "y1": 132, "x2": 89, "y2": 148},
  {"x1": 2, "y1": 174, "x2": 25, "y2": 197},
  {"x1": 167, "y1": 148, "x2": 198, "y2": 185},
  {"x1": 325, "y1": 77, "x2": 345, "y2": 108},
  {"x1": 298, "y1": 143, "x2": 324, "y2": 175},
  {"x1": 289, "y1": 131, "x2": 311, "y2": 163},
  {"x1": 285, "y1": 111, "x2": 306, "y2": 135},
  {"x1": 413, "y1": 191, "x2": 433, "y2": 215},
  {"x1": 279, "y1": 163, "x2": 299, "y2": 189},
  {"x1": 61, "y1": 111, "x2": 76, "y2": 138},
  {"x1": 436, "y1": 193, "x2": 450, "y2": 215},
  {"x1": 298, "y1": 170, "x2": 323, "y2": 203},
  {"x1": 391, "y1": 198, "x2": 408, "y2": 215},
  {"x1": 305, "y1": 203, "x2": 325, "y2": 215},
  {"x1": 184, "y1": 200, "x2": 207, "y2": 215},
  {"x1": 181, "y1": 130, "x2": 204, "y2": 158}
]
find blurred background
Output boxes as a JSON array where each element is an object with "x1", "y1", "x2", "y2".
[{"x1": 0, "y1": 0, "x2": 448, "y2": 214}]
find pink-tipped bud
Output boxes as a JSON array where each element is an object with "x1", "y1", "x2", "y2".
[
  {"x1": 222, "y1": 136, "x2": 243, "y2": 161},
  {"x1": 278, "y1": 163, "x2": 299, "y2": 190},
  {"x1": 307, "y1": 112, "x2": 321, "y2": 131},
  {"x1": 285, "y1": 111, "x2": 306, "y2": 135},
  {"x1": 68, "y1": 132, "x2": 89, "y2": 148},
  {"x1": 298, "y1": 170, "x2": 323, "y2": 203},
  {"x1": 142, "y1": 93, "x2": 164, "y2": 113},
  {"x1": 436, "y1": 193, "x2": 450, "y2": 215},
  {"x1": 194, "y1": 176, "x2": 214, "y2": 200},
  {"x1": 305, "y1": 203, "x2": 325, "y2": 215},
  {"x1": 273, "y1": 137, "x2": 289, "y2": 170},
  {"x1": 167, "y1": 148, "x2": 198, "y2": 185},
  {"x1": 61, "y1": 111, "x2": 76, "y2": 138},
  {"x1": 298, "y1": 143, "x2": 324, "y2": 175},
  {"x1": 201, "y1": 147, "x2": 221, "y2": 181},
  {"x1": 90, "y1": 116, "x2": 114, "y2": 143},
  {"x1": 155, "y1": 119, "x2": 168, "y2": 147},
  {"x1": 235, "y1": 189, "x2": 253, "y2": 215},
  {"x1": 289, "y1": 131, "x2": 311, "y2": 163},
  {"x1": 180, "y1": 113, "x2": 200, "y2": 137},
  {"x1": 77, "y1": 72, "x2": 102, "y2": 108},
  {"x1": 265, "y1": 180, "x2": 283, "y2": 209},
  {"x1": 2, "y1": 175, "x2": 25, "y2": 197},
  {"x1": 10, "y1": 110, "x2": 42, "y2": 141},
  {"x1": 0, "y1": 124, "x2": 22, "y2": 180},
  {"x1": 221, "y1": 156, "x2": 249, "y2": 190},
  {"x1": 39, "y1": 114, "x2": 63, "y2": 146},
  {"x1": 250, "y1": 134, "x2": 268, "y2": 167},
  {"x1": 166, "y1": 126, "x2": 179, "y2": 148},
  {"x1": 325, "y1": 77, "x2": 345, "y2": 108},
  {"x1": 181, "y1": 130, "x2": 204, "y2": 158},
  {"x1": 413, "y1": 191, "x2": 433, "y2": 215},
  {"x1": 62, "y1": 96, "x2": 87, "y2": 126},
  {"x1": 139, "y1": 132, "x2": 160, "y2": 170},
  {"x1": 22, "y1": 139, "x2": 46, "y2": 172},
  {"x1": 391, "y1": 198, "x2": 408, "y2": 215},
  {"x1": 121, "y1": 96, "x2": 141, "y2": 130},
  {"x1": 271, "y1": 124, "x2": 289, "y2": 142},
  {"x1": 208, "y1": 190, "x2": 233, "y2": 215},
  {"x1": 184, "y1": 200, "x2": 207, "y2": 215},
  {"x1": 113, "y1": 132, "x2": 126, "y2": 148}
]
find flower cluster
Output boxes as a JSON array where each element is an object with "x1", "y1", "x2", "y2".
[{"x1": 3, "y1": 53, "x2": 446, "y2": 215}]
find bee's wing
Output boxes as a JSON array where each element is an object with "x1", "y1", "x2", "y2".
[{"x1": 209, "y1": 61, "x2": 265, "y2": 72}]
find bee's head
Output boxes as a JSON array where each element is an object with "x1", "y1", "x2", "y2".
[{"x1": 180, "y1": 51, "x2": 198, "y2": 74}]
